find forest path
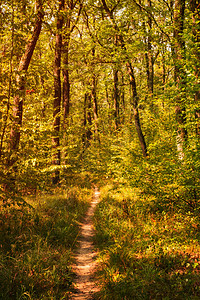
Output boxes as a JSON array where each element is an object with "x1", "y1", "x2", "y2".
[{"x1": 70, "y1": 186, "x2": 100, "y2": 299}]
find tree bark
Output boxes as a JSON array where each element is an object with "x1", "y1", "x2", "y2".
[
  {"x1": 161, "y1": 46, "x2": 166, "y2": 91},
  {"x1": 52, "y1": 0, "x2": 64, "y2": 184},
  {"x1": 113, "y1": 68, "x2": 120, "y2": 130},
  {"x1": 113, "y1": 32, "x2": 120, "y2": 131},
  {"x1": 190, "y1": 0, "x2": 200, "y2": 136},
  {"x1": 127, "y1": 62, "x2": 148, "y2": 158},
  {"x1": 92, "y1": 74, "x2": 100, "y2": 140},
  {"x1": 91, "y1": 47, "x2": 100, "y2": 141},
  {"x1": 63, "y1": 18, "x2": 70, "y2": 123},
  {"x1": 82, "y1": 93, "x2": 92, "y2": 149},
  {"x1": 145, "y1": 0, "x2": 154, "y2": 96},
  {"x1": 87, "y1": 94, "x2": 92, "y2": 142},
  {"x1": 8, "y1": 0, "x2": 44, "y2": 167},
  {"x1": 63, "y1": 0, "x2": 83, "y2": 124},
  {"x1": 173, "y1": 0, "x2": 187, "y2": 159}
]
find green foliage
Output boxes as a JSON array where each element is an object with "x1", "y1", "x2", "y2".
[
  {"x1": 0, "y1": 0, "x2": 200, "y2": 298},
  {"x1": 0, "y1": 180, "x2": 91, "y2": 299},
  {"x1": 94, "y1": 185, "x2": 200, "y2": 299}
]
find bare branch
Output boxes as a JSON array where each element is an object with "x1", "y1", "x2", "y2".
[{"x1": 132, "y1": 0, "x2": 171, "y2": 41}]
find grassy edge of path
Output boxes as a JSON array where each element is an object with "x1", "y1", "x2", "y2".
[
  {"x1": 93, "y1": 183, "x2": 200, "y2": 300},
  {"x1": 0, "y1": 176, "x2": 93, "y2": 300}
]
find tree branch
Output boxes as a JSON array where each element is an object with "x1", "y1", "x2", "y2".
[{"x1": 132, "y1": 0, "x2": 171, "y2": 41}]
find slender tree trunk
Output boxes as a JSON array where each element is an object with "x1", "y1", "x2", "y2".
[
  {"x1": 63, "y1": 18, "x2": 70, "y2": 123},
  {"x1": 82, "y1": 93, "x2": 87, "y2": 149},
  {"x1": 62, "y1": 17, "x2": 70, "y2": 166},
  {"x1": 63, "y1": 41, "x2": 70, "y2": 121},
  {"x1": 162, "y1": 48, "x2": 166, "y2": 91},
  {"x1": 101, "y1": 0, "x2": 148, "y2": 157},
  {"x1": 121, "y1": 73, "x2": 125, "y2": 123},
  {"x1": 105, "y1": 81, "x2": 112, "y2": 133},
  {"x1": 113, "y1": 68, "x2": 120, "y2": 130},
  {"x1": 173, "y1": 0, "x2": 187, "y2": 159},
  {"x1": 7, "y1": 0, "x2": 44, "y2": 167},
  {"x1": 127, "y1": 62, "x2": 148, "y2": 158},
  {"x1": 113, "y1": 32, "x2": 120, "y2": 131},
  {"x1": 62, "y1": 0, "x2": 82, "y2": 123},
  {"x1": 87, "y1": 94, "x2": 92, "y2": 142},
  {"x1": 38, "y1": 43, "x2": 46, "y2": 118},
  {"x1": 144, "y1": 0, "x2": 154, "y2": 96},
  {"x1": 82, "y1": 93, "x2": 92, "y2": 149},
  {"x1": 190, "y1": 0, "x2": 200, "y2": 136},
  {"x1": 62, "y1": 34, "x2": 70, "y2": 165},
  {"x1": 147, "y1": 0, "x2": 154, "y2": 95},
  {"x1": 92, "y1": 74, "x2": 100, "y2": 141},
  {"x1": 91, "y1": 48, "x2": 100, "y2": 141},
  {"x1": 161, "y1": 44, "x2": 166, "y2": 108},
  {"x1": 52, "y1": 0, "x2": 64, "y2": 184},
  {"x1": 62, "y1": 1, "x2": 83, "y2": 163}
]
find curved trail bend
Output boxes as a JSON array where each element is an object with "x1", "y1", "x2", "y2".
[{"x1": 70, "y1": 187, "x2": 100, "y2": 300}]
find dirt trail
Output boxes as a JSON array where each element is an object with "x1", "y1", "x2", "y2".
[{"x1": 70, "y1": 187, "x2": 100, "y2": 300}]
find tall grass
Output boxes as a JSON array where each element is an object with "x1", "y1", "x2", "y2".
[
  {"x1": 0, "y1": 177, "x2": 92, "y2": 299},
  {"x1": 94, "y1": 184, "x2": 200, "y2": 299}
]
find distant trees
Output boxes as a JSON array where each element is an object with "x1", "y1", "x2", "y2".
[
  {"x1": 0, "y1": 0, "x2": 199, "y2": 193},
  {"x1": 101, "y1": 0, "x2": 148, "y2": 157}
]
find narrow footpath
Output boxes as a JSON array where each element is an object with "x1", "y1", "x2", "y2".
[{"x1": 70, "y1": 187, "x2": 100, "y2": 300}]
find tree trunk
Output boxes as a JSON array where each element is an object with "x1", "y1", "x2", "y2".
[
  {"x1": 63, "y1": 18, "x2": 70, "y2": 123},
  {"x1": 113, "y1": 68, "x2": 120, "y2": 130},
  {"x1": 92, "y1": 74, "x2": 100, "y2": 141},
  {"x1": 144, "y1": 0, "x2": 154, "y2": 96},
  {"x1": 113, "y1": 32, "x2": 120, "y2": 131},
  {"x1": 91, "y1": 48, "x2": 100, "y2": 141},
  {"x1": 127, "y1": 62, "x2": 148, "y2": 158},
  {"x1": 173, "y1": 0, "x2": 187, "y2": 159},
  {"x1": 161, "y1": 46, "x2": 166, "y2": 91},
  {"x1": 147, "y1": 0, "x2": 154, "y2": 95},
  {"x1": 87, "y1": 94, "x2": 92, "y2": 142},
  {"x1": 105, "y1": 81, "x2": 112, "y2": 133},
  {"x1": 62, "y1": 0, "x2": 82, "y2": 123},
  {"x1": 121, "y1": 73, "x2": 125, "y2": 123},
  {"x1": 7, "y1": 0, "x2": 44, "y2": 167},
  {"x1": 190, "y1": 0, "x2": 200, "y2": 136},
  {"x1": 52, "y1": 0, "x2": 64, "y2": 184},
  {"x1": 82, "y1": 93, "x2": 92, "y2": 149}
]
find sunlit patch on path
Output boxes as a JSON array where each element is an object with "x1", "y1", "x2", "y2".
[{"x1": 70, "y1": 187, "x2": 100, "y2": 299}]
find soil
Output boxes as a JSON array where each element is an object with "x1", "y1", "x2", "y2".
[{"x1": 70, "y1": 187, "x2": 100, "y2": 299}]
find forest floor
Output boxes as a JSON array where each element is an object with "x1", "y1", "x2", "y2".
[
  {"x1": 70, "y1": 186, "x2": 100, "y2": 299},
  {"x1": 1, "y1": 181, "x2": 199, "y2": 299}
]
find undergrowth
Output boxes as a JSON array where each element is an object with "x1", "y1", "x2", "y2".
[
  {"x1": 0, "y1": 175, "x2": 92, "y2": 300},
  {"x1": 94, "y1": 184, "x2": 200, "y2": 299}
]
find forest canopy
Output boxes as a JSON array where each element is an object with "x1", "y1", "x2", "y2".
[{"x1": 0, "y1": 0, "x2": 199, "y2": 205}]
